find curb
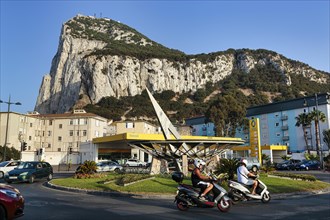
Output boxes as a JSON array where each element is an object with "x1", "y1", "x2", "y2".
[{"x1": 45, "y1": 181, "x2": 330, "y2": 200}]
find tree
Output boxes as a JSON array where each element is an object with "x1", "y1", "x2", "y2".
[
  {"x1": 295, "y1": 113, "x2": 312, "y2": 153},
  {"x1": 0, "y1": 146, "x2": 20, "y2": 161},
  {"x1": 206, "y1": 94, "x2": 247, "y2": 137},
  {"x1": 323, "y1": 129, "x2": 330, "y2": 151},
  {"x1": 308, "y1": 110, "x2": 326, "y2": 155}
]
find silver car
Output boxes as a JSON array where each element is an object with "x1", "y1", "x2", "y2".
[
  {"x1": 96, "y1": 161, "x2": 123, "y2": 173},
  {"x1": 0, "y1": 161, "x2": 21, "y2": 179}
]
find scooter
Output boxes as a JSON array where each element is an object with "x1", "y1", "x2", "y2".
[
  {"x1": 172, "y1": 171, "x2": 232, "y2": 212},
  {"x1": 227, "y1": 176, "x2": 271, "y2": 204}
]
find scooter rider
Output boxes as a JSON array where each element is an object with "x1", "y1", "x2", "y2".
[
  {"x1": 237, "y1": 158, "x2": 258, "y2": 195},
  {"x1": 191, "y1": 158, "x2": 213, "y2": 201}
]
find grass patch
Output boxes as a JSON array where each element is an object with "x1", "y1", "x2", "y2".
[{"x1": 50, "y1": 173, "x2": 330, "y2": 195}]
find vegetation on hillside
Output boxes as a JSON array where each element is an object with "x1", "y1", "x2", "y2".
[
  {"x1": 83, "y1": 61, "x2": 329, "y2": 137},
  {"x1": 65, "y1": 15, "x2": 330, "y2": 136}
]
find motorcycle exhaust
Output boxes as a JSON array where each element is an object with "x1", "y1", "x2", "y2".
[{"x1": 176, "y1": 194, "x2": 193, "y2": 206}]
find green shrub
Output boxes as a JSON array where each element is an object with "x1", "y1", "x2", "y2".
[
  {"x1": 75, "y1": 160, "x2": 97, "y2": 178},
  {"x1": 115, "y1": 174, "x2": 151, "y2": 186},
  {"x1": 270, "y1": 171, "x2": 316, "y2": 181},
  {"x1": 214, "y1": 158, "x2": 239, "y2": 180}
]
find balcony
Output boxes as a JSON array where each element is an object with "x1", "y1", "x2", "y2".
[
  {"x1": 282, "y1": 136, "x2": 290, "y2": 141},
  {"x1": 281, "y1": 125, "x2": 289, "y2": 130},
  {"x1": 281, "y1": 115, "x2": 288, "y2": 120}
]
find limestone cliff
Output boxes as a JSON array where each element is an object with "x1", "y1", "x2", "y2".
[{"x1": 35, "y1": 14, "x2": 329, "y2": 114}]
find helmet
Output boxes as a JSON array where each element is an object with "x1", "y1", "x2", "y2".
[
  {"x1": 241, "y1": 158, "x2": 247, "y2": 166},
  {"x1": 194, "y1": 158, "x2": 206, "y2": 168}
]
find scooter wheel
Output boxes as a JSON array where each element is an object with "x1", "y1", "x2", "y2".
[
  {"x1": 217, "y1": 198, "x2": 232, "y2": 212},
  {"x1": 177, "y1": 201, "x2": 189, "y2": 211},
  {"x1": 261, "y1": 193, "x2": 271, "y2": 203}
]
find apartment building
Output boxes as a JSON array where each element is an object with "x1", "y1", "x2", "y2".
[
  {"x1": 0, "y1": 109, "x2": 108, "y2": 164},
  {"x1": 183, "y1": 93, "x2": 330, "y2": 156},
  {"x1": 185, "y1": 116, "x2": 215, "y2": 136},
  {"x1": 236, "y1": 93, "x2": 330, "y2": 153}
]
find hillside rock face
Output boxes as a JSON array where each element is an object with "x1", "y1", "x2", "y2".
[{"x1": 35, "y1": 15, "x2": 329, "y2": 114}]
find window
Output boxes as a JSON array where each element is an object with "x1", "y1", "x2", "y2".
[
  {"x1": 69, "y1": 119, "x2": 73, "y2": 125},
  {"x1": 69, "y1": 130, "x2": 73, "y2": 136},
  {"x1": 276, "y1": 133, "x2": 281, "y2": 137},
  {"x1": 59, "y1": 124, "x2": 63, "y2": 129},
  {"x1": 58, "y1": 136, "x2": 62, "y2": 141},
  {"x1": 126, "y1": 122, "x2": 134, "y2": 128},
  {"x1": 30, "y1": 123, "x2": 33, "y2": 127},
  {"x1": 95, "y1": 131, "x2": 99, "y2": 137},
  {"x1": 48, "y1": 143, "x2": 51, "y2": 148},
  {"x1": 77, "y1": 131, "x2": 80, "y2": 136},
  {"x1": 57, "y1": 148, "x2": 61, "y2": 152},
  {"x1": 49, "y1": 120, "x2": 53, "y2": 126},
  {"x1": 95, "y1": 120, "x2": 100, "y2": 127},
  {"x1": 79, "y1": 119, "x2": 85, "y2": 125},
  {"x1": 83, "y1": 130, "x2": 87, "y2": 136},
  {"x1": 275, "y1": 113, "x2": 279, "y2": 117},
  {"x1": 48, "y1": 131, "x2": 52, "y2": 136},
  {"x1": 275, "y1": 122, "x2": 279, "y2": 127},
  {"x1": 42, "y1": 131, "x2": 45, "y2": 137},
  {"x1": 29, "y1": 136, "x2": 32, "y2": 140}
]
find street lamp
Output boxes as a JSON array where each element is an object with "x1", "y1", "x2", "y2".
[
  {"x1": 0, "y1": 95, "x2": 21, "y2": 161},
  {"x1": 314, "y1": 93, "x2": 323, "y2": 168}
]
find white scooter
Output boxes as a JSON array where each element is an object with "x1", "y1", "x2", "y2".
[{"x1": 227, "y1": 176, "x2": 271, "y2": 204}]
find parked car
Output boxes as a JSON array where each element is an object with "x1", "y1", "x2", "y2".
[
  {"x1": 295, "y1": 160, "x2": 321, "y2": 171},
  {"x1": 125, "y1": 159, "x2": 147, "y2": 167},
  {"x1": 0, "y1": 184, "x2": 24, "y2": 219},
  {"x1": 96, "y1": 161, "x2": 123, "y2": 173},
  {"x1": 276, "y1": 159, "x2": 301, "y2": 170},
  {"x1": 0, "y1": 161, "x2": 21, "y2": 179},
  {"x1": 4, "y1": 161, "x2": 53, "y2": 183},
  {"x1": 238, "y1": 157, "x2": 260, "y2": 172}
]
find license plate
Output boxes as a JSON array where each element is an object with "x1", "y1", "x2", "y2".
[{"x1": 9, "y1": 176, "x2": 17, "y2": 179}]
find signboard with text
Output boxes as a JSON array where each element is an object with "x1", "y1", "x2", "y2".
[{"x1": 249, "y1": 118, "x2": 261, "y2": 164}]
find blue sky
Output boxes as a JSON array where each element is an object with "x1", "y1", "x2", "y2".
[{"x1": 1, "y1": 0, "x2": 329, "y2": 113}]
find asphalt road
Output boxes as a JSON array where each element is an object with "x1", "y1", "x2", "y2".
[{"x1": 1, "y1": 172, "x2": 330, "y2": 220}]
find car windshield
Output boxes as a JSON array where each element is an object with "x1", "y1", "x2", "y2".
[
  {"x1": 0, "y1": 161, "x2": 9, "y2": 167},
  {"x1": 17, "y1": 162, "x2": 36, "y2": 169}
]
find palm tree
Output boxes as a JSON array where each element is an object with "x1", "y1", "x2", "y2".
[
  {"x1": 308, "y1": 110, "x2": 326, "y2": 155},
  {"x1": 323, "y1": 129, "x2": 330, "y2": 151},
  {"x1": 295, "y1": 113, "x2": 312, "y2": 153}
]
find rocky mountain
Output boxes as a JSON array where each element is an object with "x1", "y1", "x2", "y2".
[{"x1": 35, "y1": 14, "x2": 329, "y2": 114}]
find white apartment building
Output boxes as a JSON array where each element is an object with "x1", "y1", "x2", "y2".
[{"x1": 0, "y1": 109, "x2": 108, "y2": 164}]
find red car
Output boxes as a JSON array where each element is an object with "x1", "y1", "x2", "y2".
[{"x1": 0, "y1": 184, "x2": 24, "y2": 220}]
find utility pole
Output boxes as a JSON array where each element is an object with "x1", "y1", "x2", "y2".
[{"x1": 0, "y1": 95, "x2": 22, "y2": 161}]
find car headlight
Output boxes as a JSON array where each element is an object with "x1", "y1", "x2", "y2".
[
  {"x1": 19, "y1": 172, "x2": 29, "y2": 179},
  {"x1": 0, "y1": 189, "x2": 19, "y2": 199}
]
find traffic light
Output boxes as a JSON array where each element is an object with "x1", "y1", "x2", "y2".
[{"x1": 22, "y1": 142, "x2": 27, "y2": 151}]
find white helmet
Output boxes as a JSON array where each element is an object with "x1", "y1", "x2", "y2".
[
  {"x1": 194, "y1": 159, "x2": 206, "y2": 168},
  {"x1": 241, "y1": 158, "x2": 247, "y2": 166}
]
